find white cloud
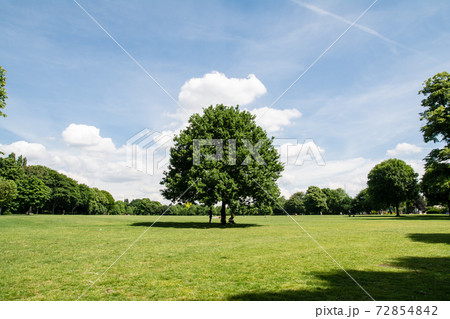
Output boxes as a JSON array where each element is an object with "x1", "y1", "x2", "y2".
[
  {"x1": 386, "y1": 143, "x2": 422, "y2": 157},
  {"x1": 0, "y1": 141, "x2": 48, "y2": 160},
  {"x1": 178, "y1": 71, "x2": 267, "y2": 114},
  {"x1": 250, "y1": 107, "x2": 302, "y2": 132},
  {"x1": 62, "y1": 123, "x2": 116, "y2": 152},
  {"x1": 172, "y1": 72, "x2": 301, "y2": 134}
]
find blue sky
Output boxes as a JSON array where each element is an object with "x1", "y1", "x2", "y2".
[{"x1": 1, "y1": 0, "x2": 449, "y2": 201}]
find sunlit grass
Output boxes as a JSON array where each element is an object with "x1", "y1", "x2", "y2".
[{"x1": 0, "y1": 214, "x2": 448, "y2": 300}]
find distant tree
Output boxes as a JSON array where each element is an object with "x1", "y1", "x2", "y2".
[
  {"x1": 27, "y1": 166, "x2": 80, "y2": 213},
  {"x1": 0, "y1": 153, "x2": 26, "y2": 181},
  {"x1": 87, "y1": 188, "x2": 108, "y2": 215},
  {"x1": 16, "y1": 176, "x2": 51, "y2": 213},
  {"x1": 272, "y1": 196, "x2": 287, "y2": 215},
  {"x1": 412, "y1": 195, "x2": 427, "y2": 213},
  {"x1": 77, "y1": 184, "x2": 91, "y2": 214},
  {"x1": 367, "y1": 159, "x2": 419, "y2": 216},
  {"x1": 304, "y1": 186, "x2": 327, "y2": 215},
  {"x1": 352, "y1": 188, "x2": 373, "y2": 213},
  {"x1": 161, "y1": 104, "x2": 283, "y2": 224},
  {"x1": 0, "y1": 177, "x2": 18, "y2": 214},
  {"x1": 284, "y1": 192, "x2": 305, "y2": 215},
  {"x1": 0, "y1": 66, "x2": 7, "y2": 117},
  {"x1": 421, "y1": 163, "x2": 449, "y2": 210},
  {"x1": 101, "y1": 190, "x2": 115, "y2": 212},
  {"x1": 112, "y1": 200, "x2": 127, "y2": 215},
  {"x1": 130, "y1": 198, "x2": 157, "y2": 215},
  {"x1": 322, "y1": 188, "x2": 352, "y2": 214}
]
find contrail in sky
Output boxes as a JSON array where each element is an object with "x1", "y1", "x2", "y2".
[{"x1": 292, "y1": 0, "x2": 401, "y2": 46}]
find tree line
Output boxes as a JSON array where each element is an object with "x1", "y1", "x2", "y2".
[
  {"x1": 0, "y1": 151, "x2": 445, "y2": 217},
  {"x1": 0, "y1": 153, "x2": 115, "y2": 215}
]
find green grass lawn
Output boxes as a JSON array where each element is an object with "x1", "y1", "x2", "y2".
[{"x1": 0, "y1": 214, "x2": 448, "y2": 301}]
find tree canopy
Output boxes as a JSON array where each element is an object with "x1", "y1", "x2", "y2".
[
  {"x1": 418, "y1": 72, "x2": 450, "y2": 210},
  {"x1": 0, "y1": 177, "x2": 17, "y2": 214},
  {"x1": 421, "y1": 163, "x2": 449, "y2": 209},
  {"x1": 161, "y1": 104, "x2": 284, "y2": 224},
  {"x1": 0, "y1": 153, "x2": 115, "y2": 215},
  {"x1": 304, "y1": 186, "x2": 328, "y2": 215},
  {"x1": 0, "y1": 66, "x2": 7, "y2": 118},
  {"x1": 367, "y1": 159, "x2": 419, "y2": 216},
  {"x1": 419, "y1": 72, "x2": 449, "y2": 156}
]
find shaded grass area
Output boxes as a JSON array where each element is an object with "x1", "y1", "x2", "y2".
[
  {"x1": 0, "y1": 215, "x2": 448, "y2": 300},
  {"x1": 130, "y1": 221, "x2": 260, "y2": 229}
]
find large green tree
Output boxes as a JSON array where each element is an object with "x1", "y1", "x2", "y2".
[
  {"x1": 0, "y1": 66, "x2": 7, "y2": 118},
  {"x1": 418, "y1": 72, "x2": 450, "y2": 210},
  {"x1": 367, "y1": 159, "x2": 419, "y2": 216},
  {"x1": 161, "y1": 104, "x2": 284, "y2": 224}
]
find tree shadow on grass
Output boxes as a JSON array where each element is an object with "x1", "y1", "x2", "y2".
[
  {"x1": 408, "y1": 233, "x2": 450, "y2": 245},
  {"x1": 227, "y1": 256, "x2": 450, "y2": 301},
  {"x1": 355, "y1": 215, "x2": 449, "y2": 221},
  {"x1": 129, "y1": 221, "x2": 261, "y2": 229}
]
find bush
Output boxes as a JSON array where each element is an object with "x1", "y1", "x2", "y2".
[{"x1": 426, "y1": 206, "x2": 446, "y2": 214}]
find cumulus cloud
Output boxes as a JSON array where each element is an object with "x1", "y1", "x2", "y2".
[
  {"x1": 62, "y1": 123, "x2": 116, "y2": 152},
  {"x1": 250, "y1": 107, "x2": 301, "y2": 132},
  {"x1": 178, "y1": 71, "x2": 267, "y2": 114},
  {"x1": 386, "y1": 143, "x2": 422, "y2": 157},
  {"x1": 0, "y1": 141, "x2": 48, "y2": 160},
  {"x1": 172, "y1": 71, "x2": 301, "y2": 134}
]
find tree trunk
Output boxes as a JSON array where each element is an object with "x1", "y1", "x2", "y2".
[
  {"x1": 447, "y1": 200, "x2": 450, "y2": 217},
  {"x1": 0, "y1": 207, "x2": 2, "y2": 215},
  {"x1": 220, "y1": 201, "x2": 227, "y2": 225},
  {"x1": 396, "y1": 203, "x2": 400, "y2": 217},
  {"x1": 52, "y1": 203, "x2": 56, "y2": 214}
]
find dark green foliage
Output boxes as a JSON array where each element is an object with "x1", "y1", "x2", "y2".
[
  {"x1": 130, "y1": 198, "x2": 163, "y2": 215},
  {"x1": 419, "y1": 72, "x2": 450, "y2": 148},
  {"x1": 0, "y1": 177, "x2": 17, "y2": 214},
  {"x1": 304, "y1": 186, "x2": 328, "y2": 214},
  {"x1": 352, "y1": 188, "x2": 374, "y2": 213},
  {"x1": 15, "y1": 176, "x2": 51, "y2": 213},
  {"x1": 425, "y1": 207, "x2": 447, "y2": 214},
  {"x1": 0, "y1": 66, "x2": 7, "y2": 117},
  {"x1": 272, "y1": 196, "x2": 287, "y2": 215},
  {"x1": 161, "y1": 104, "x2": 284, "y2": 224},
  {"x1": 322, "y1": 188, "x2": 352, "y2": 214},
  {"x1": 368, "y1": 159, "x2": 419, "y2": 216},
  {"x1": 27, "y1": 165, "x2": 81, "y2": 213},
  {"x1": 284, "y1": 192, "x2": 305, "y2": 215},
  {"x1": 0, "y1": 153, "x2": 26, "y2": 181},
  {"x1": 419, "y1": 72, "x2": 450, "y2": 210},
  {"x1": 101, "y1": 190, "x2": 115, "y2": 212},
  {"x1": 0, "y1": 153, "x2": 116, "y2": 214},
  {"x1": 421, "y1": 163, "x2": 449, "y2": 209}
]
